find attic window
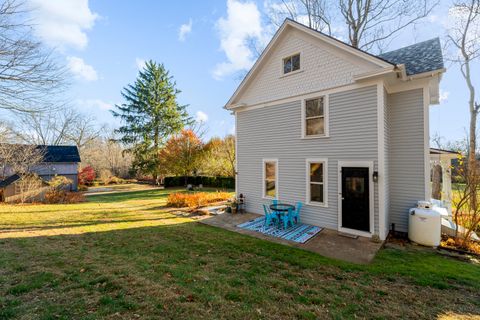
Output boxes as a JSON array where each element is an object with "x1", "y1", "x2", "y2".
[{"x1": 283, "y1": 53, "x2": 300, "y2": 74}]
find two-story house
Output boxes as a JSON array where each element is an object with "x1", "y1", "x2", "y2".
[{"x1": 225, "y1": 19, "x2": 445, "y2": 240}]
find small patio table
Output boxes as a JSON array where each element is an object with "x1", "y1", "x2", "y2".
[
  {"x1": 269, "y1": 203, "x2": 295, "y2": 213},
  {"x1": 270, "y1": 203, "x2": 295, "y2": 228}
]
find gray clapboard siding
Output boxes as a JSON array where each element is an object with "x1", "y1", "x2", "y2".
[
  {"x1": 387, "y1": 88, "x2": 426, "y2": 232},
  {"x1": 237, "y1": 85, "x2": 379, "y2": 232}
]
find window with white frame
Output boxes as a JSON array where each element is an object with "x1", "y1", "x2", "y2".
[
  {"x1": 307, "y1": 159, "x2": 326, "y2": 205},
  {"x1": 263, "y1": 159, "x2": 277, "y2": 198},
  {"x1": 283, "y1": 53, "x2": 300, "y2": 74},
  {"x1": 304, "y1": 97, "x2": 326, "y2": 137}
]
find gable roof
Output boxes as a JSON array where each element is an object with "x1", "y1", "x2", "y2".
[
  {"x1": 0, "y1": 145, "x2": 81, "y2": 163},
  {"x1": 36, "y1": 145, "x2": 81, "y2": 163},
  {"x1": 225, "y1": 19, "x2": 394, "y2": 109},
  {"x1": 0, "y1": 174, "x2": 20, "y2": 188},
  {"x1": 378, "y1": 38, "x2": 444, "y2": 76},
  {"x1": 226, "y1": 19, "x2": 445, "y2": 109}
]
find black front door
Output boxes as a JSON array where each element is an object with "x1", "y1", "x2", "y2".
[{"x1": 341, "y1": 167, "x2": 370, "y2": 232}]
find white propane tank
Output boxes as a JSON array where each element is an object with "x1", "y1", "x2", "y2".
[{"x1": 408, "y1": 203, "x2": 441, "y2": 247}]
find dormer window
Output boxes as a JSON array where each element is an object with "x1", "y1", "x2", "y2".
[{"x1": 283, "y1": 53, "x2": 300, "y2": 74}]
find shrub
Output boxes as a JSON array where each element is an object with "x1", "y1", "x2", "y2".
[
  {"x1": 99, "y1": 169, "x2": 112, "y2": 185},
  {"x1": 78, "y1": 185, "x2": 88, "y2": 191},
  {"x1": 167, "y1": 192, "x2": 231, "y2": 209},
  {"x1": 44, "y1": 191, "x2": 85, "y2": 204},
  {"x1": 78, "y1": 166, "x2": 96, "y2": 185},
  {"x1": 108, "y1": 176, "x2": 125, "y2": 185},
  {"x1": 48, "y1": 175, "x2": 73, "y2": 189},
  {"x1": 164, "y1": 176, "x2": 235, "y2": 189}
]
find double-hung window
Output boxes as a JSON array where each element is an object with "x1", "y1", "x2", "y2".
[
  {"x1": 304, "y1": 97, "x2": 327, "y2": 137},
  {"x1": 263, "y1": 159, "x2": 278, "y2": 199},
  {"x1": 306, "y1": 159, "x2": 327, "y2": 206}
]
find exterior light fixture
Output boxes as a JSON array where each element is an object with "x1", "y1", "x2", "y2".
[{"x1": 373, "y1": 171, "x2": 379, "y2": 183}]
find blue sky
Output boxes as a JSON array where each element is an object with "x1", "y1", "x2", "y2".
[{"x1": 24, "y1": 0, "x2": 479, "y2": 143}]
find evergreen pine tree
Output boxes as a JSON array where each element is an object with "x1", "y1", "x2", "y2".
[{"x1": 112, "y1": 60, "x2": 191, "y2": 181}]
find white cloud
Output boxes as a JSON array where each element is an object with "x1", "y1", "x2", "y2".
[
  {"x1": 67, "y1": 56, "x2": 98, "y2": 81},
  {"x1": 29, "y1": 0, "x2": 99, "y2": 50},
  {"x1": 135, "y1": 58, "x2": 146, "y2": 70},
  {"x1": 195, "y1": 111, "x2": 209, "y2": 123},
  {"x1": 213, "y1": 0, "x2": 268, "y2": 80},
  {"x1": 439, "y1": 90, "x2": 450, "y2": 103},
  {"x1": 78, "y1": 99, "x2": 113, "y2": 111},
  {"x1": 179, "y1": 19, "x2": 193, "y2": 41}
]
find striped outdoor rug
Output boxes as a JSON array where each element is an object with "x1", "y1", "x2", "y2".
[{"x1": 237, "y1": 217, "x2": 322, "y2": 244}]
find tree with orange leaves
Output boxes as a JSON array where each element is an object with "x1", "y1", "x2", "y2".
[{"x1": 158, "y1": 129, "x2": 204, "y2": 182}]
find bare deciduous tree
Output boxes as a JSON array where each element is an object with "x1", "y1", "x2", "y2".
[
  {"x1": 452, "y1": 154, "x2": 480, "y2": 248},
  {"x1": 338, "y1": 0, "x2": 437, "y2": 51},
  {"x1": 0, "y1": 144, "x2": 43, "y2": 178},
  {"x1": 447, "y1": 0, "x2": 480, "y2": 205},
  {"x1": 266, "y1": 0, "x2": 437, "y2": 51},
  {"x1": 81, "y1": 130, "x2": 133, "y2": 178},
  {"x1": 11, "y1": 107, "x2": 102, "y2": 149},
  {"x1": 266, "y1": 0, "x2": 331, "y2": 34},
  {"x1": 0, "y1": 0, "x2": 65, "y2": 113}
]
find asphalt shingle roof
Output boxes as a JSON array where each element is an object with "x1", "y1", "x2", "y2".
[
  {"x1": 36, "y1": 145, "x2": 81, "y2": 163},
  {"x1": 0, "y1": 145, "x2": 81, "y2": 163},
  {"x1": 378, "y1": 38, "x2": 444, "y2": 76},
  {"x1": 0, "y1": 174, "x2": 20, "y2": 188}
]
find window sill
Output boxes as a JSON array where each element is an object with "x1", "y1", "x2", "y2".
[
  {"x1": 263, "y1": 196, "x2": 276, "y2": 200},
  {"x1": 301, "y1": 135, "x2": 330, "y2": 140},
  {"x1": 280, "y1": 69, "x2": 304, "y2": 78},
  {"x1": 306, "y1": 201, "x2": 328, "y2": 208}
]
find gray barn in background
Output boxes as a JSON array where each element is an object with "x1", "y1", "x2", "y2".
[{"x1": 0, "y1": 145, "x2": 81, "y2": 202}]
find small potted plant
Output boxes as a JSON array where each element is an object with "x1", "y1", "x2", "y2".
[{"x1": 231, "y1": 199, "x2": 239, "y2": 214}]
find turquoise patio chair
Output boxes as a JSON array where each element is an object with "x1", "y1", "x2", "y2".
[
  {"x1": 263, "y1": 204, "x2": 278, "y2": 227},
  {"x1": 291, "y1": 202, "x2": 303, "y2": 224},
  {"x1": 279, "y1": 207, "x2": 294, "y2": 229}
]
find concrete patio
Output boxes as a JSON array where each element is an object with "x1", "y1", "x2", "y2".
[{"x1": 199, "y1": 212, "x2": 383, "y2": 264}]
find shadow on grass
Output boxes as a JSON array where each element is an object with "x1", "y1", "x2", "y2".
[
  {"x1": 86, "y1": 189, "x2": 172, "y2": 203},
  {"x1": 0, "y1": 222, "x2": 479, "y2": 319},
  {"x1": 0, "y1": 216, "x2": 181, "y2": 233}
]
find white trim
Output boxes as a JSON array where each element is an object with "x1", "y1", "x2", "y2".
[
  {"x1": 353, "y1": 67, "x2": 396, "y2": 81},
  {"x1": 301, "y1": 95, "x2": 329, "y2": 139},
  {"x1": 337, "y1": 160, "x2": 375, "y2": 238},
  {"x1": 423, "y1": 87, "x2": 431, "y2": 200},
  {"x1": 225, "y1": 20, "x2": 393, "y2": 109},
  {"x1": 279, "y1": 68, "x2": 304, "y2": 78},
  {"x1": 262, "y1": 158, "x2": 278, "y2": 200},
  {"x1": 235, "y1": 80, "x2": 380, "y2": 113},
  {"x1": 234, "y1": 112, "x2": 238, "y2": 198},
  {"x1": 280, "y1": 51, "x2": 303, "y2": 77},
  {"x1": 305, "y1": 158, "x2": 328, "y2": 207},
  {"x1": 385, "y1": 78, "x2": 431, "y2": 94},
  {"x1": 405, "y1": 68, "x2": 446, "y2": 81},
  {"x1": 377, "y1": 83, "x2": 386, "y2": 240}
]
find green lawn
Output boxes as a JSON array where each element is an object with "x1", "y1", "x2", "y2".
[{"x1": 0, "y1": 187, "x2": 479, "y2": 319}]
